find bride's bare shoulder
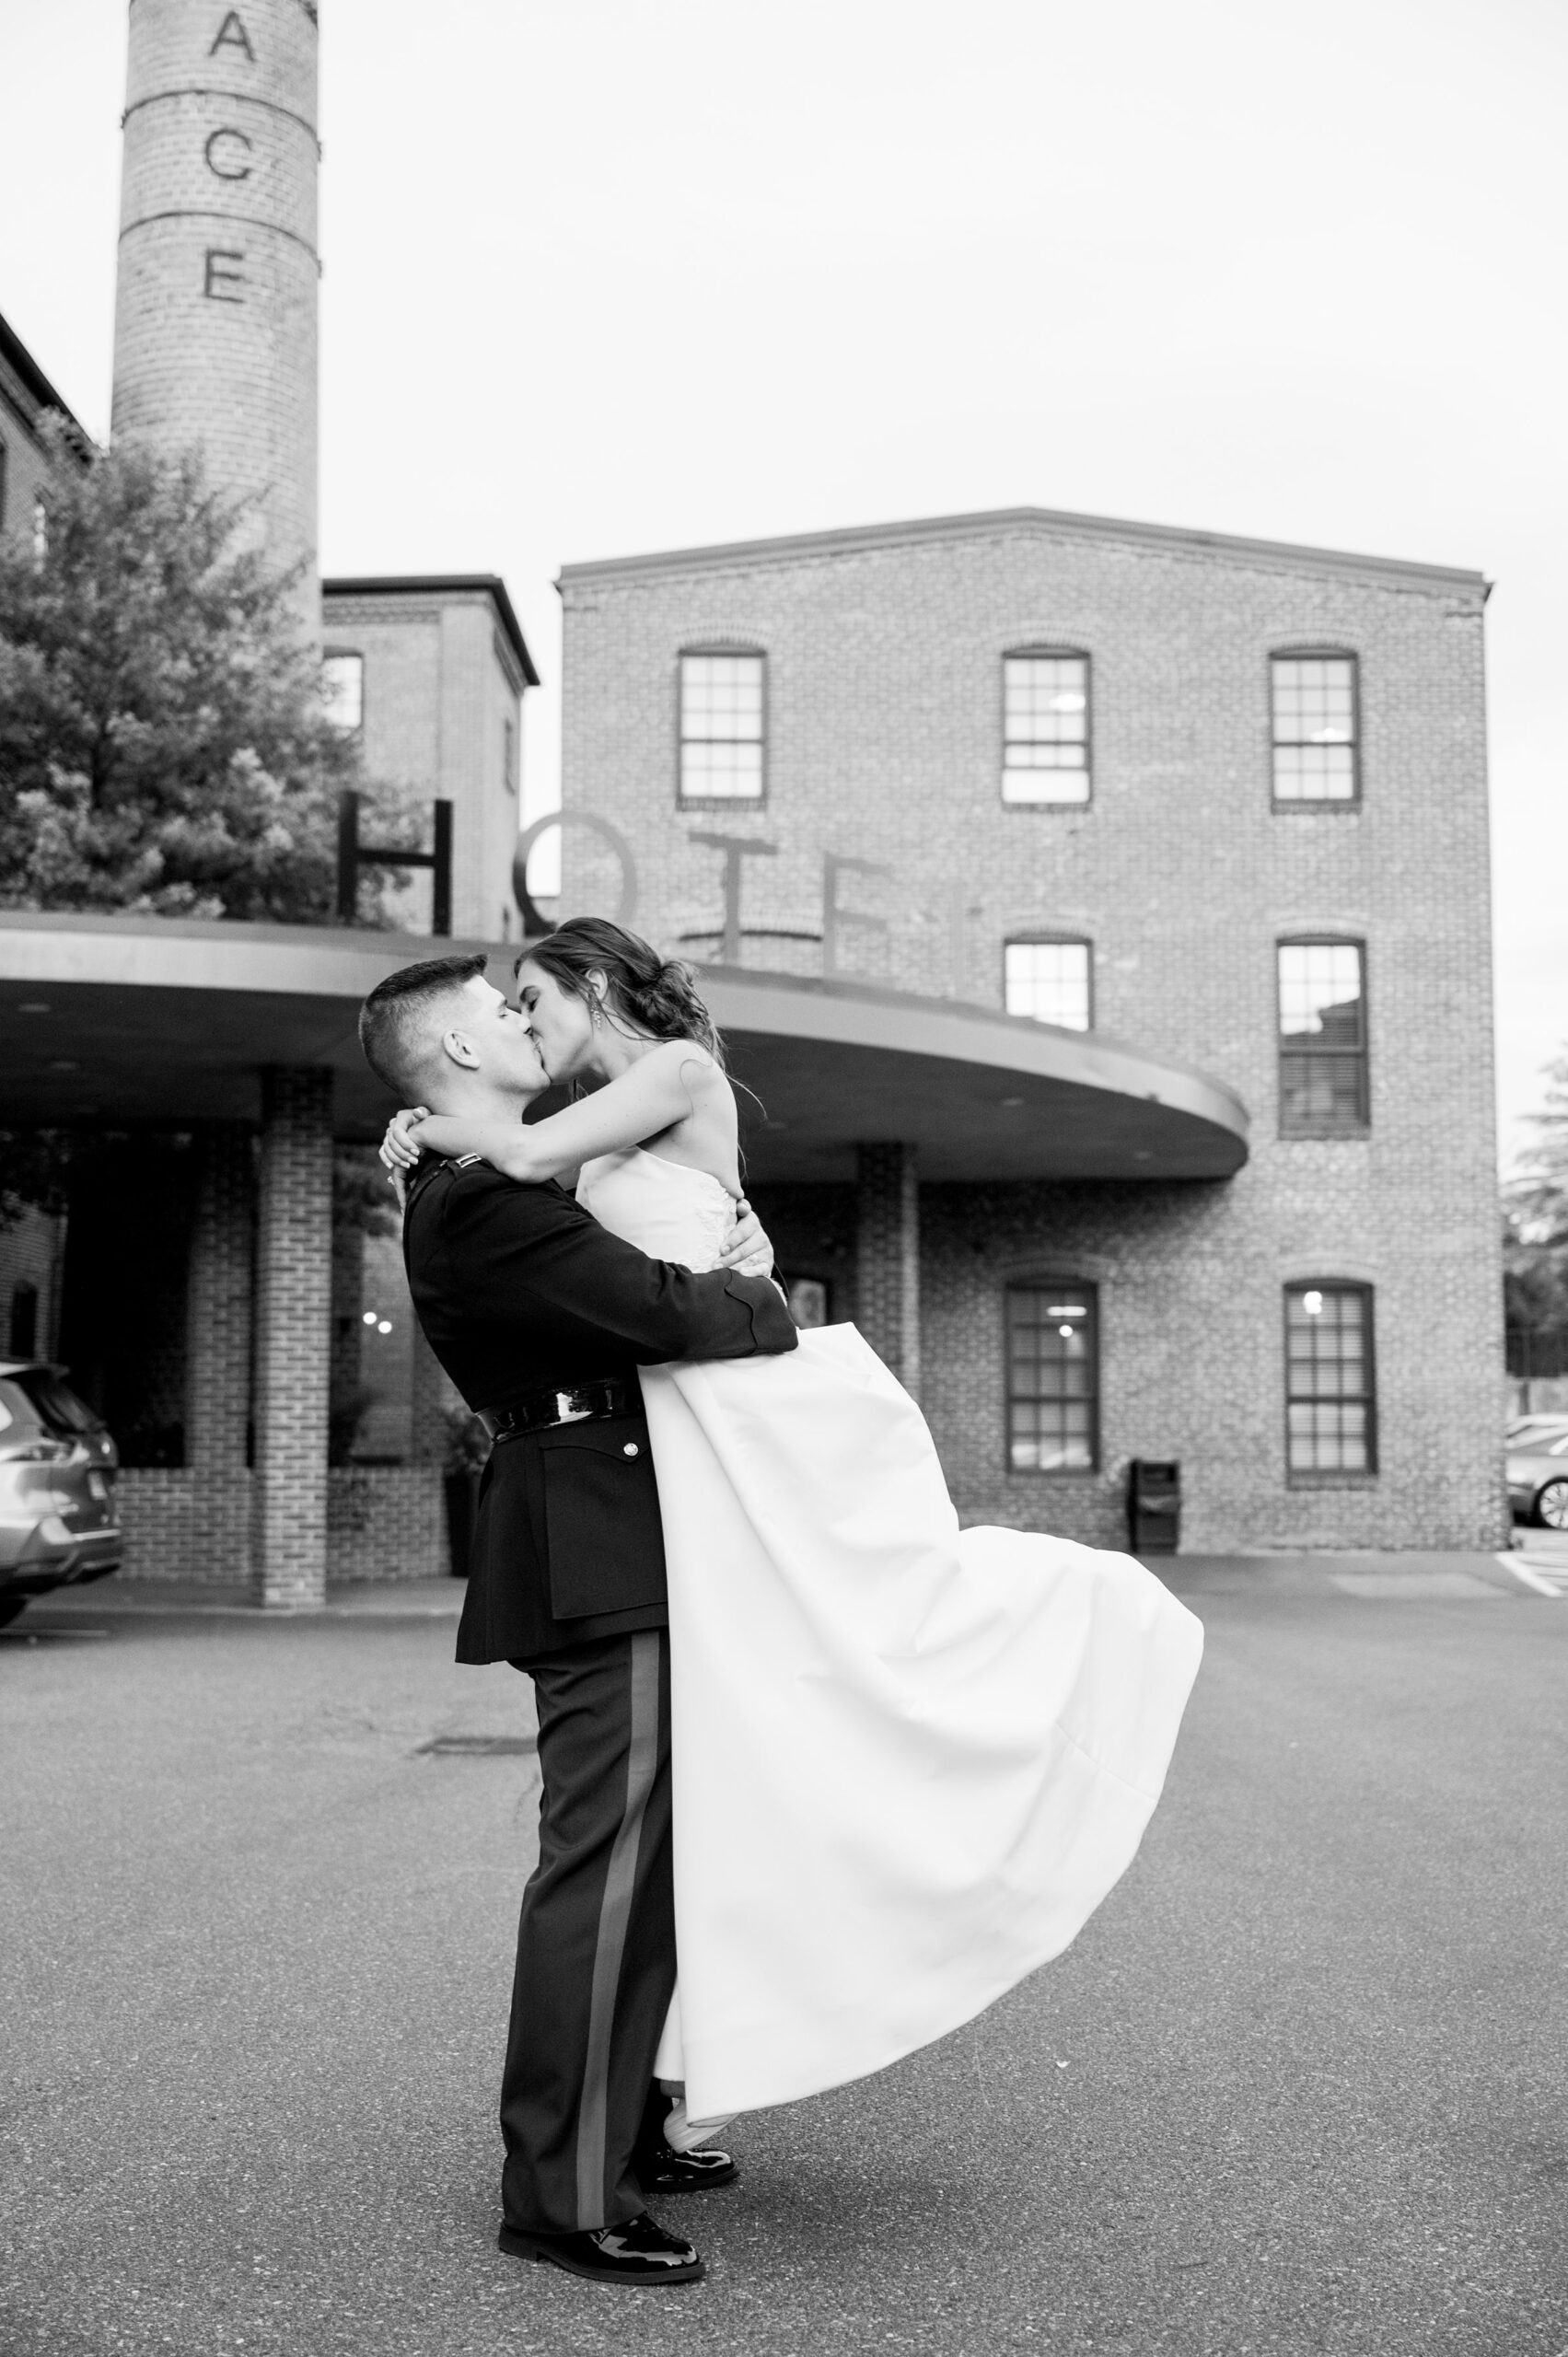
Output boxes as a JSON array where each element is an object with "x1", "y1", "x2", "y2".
[{"x1": 641, "y1": 1038, "x2": 728, "y2": 1096}]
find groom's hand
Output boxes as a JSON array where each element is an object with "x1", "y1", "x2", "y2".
[{"x1": 718, "y1": 1198, "x2": 772, "y2": 1271}]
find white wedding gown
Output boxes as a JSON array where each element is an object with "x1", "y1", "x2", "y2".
[{"x1": 576, "y1": 1146, "x2": 1204, "y2": 2127}]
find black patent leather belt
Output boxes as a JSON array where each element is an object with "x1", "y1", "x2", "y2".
[{"x1": 479, "y1": 1377, "x2": 637, "y2": 1443}]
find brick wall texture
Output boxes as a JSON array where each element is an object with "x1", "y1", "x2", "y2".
[
  {"x1": 250, "y1": 1066, "x2": 332, "y2": 1604},
  {"x1": 112, "y1": 0, "x2": 319, "y2": 633},
  {"x1": 855, "y1": 1144, "x2": 921, "y2": 1394},
  {"x1": 116, "y1": 1466, "x2": 448, "y2": 1583},
  {"x1": 320, "y1": 587, "x2": 527, "y2": 941},
  {"x1": 560, "y1": 512, "x2": 1504, "y2": 1550}
]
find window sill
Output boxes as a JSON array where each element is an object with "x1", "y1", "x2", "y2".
[
  {"x1": 1277, "y1": 1127, "x2": 1371, "y2": 1144},
  {"x1": 1001, "y1": 797, "x2": 1094, "y2": 813},
  {"x1": 677, "y1": 796, "x2": 769, "y2": 814},
  {"x1": 1271, "y1": 798, "x2": 1362, "y2": 814},
  {"x1": 1286, "y1": 1470, "x2": 1378, "y2": 1489},
  {"x1": 1005, "y1": 1466, "x2": 1101, "y2": 1480}
]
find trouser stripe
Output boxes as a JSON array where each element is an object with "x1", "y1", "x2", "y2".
[{"x1": 575, "y1": 1630, "x2": 661, "y2": 2228}]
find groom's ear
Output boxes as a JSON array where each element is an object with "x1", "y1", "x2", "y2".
[{"x1": 438, "y1": 1027, "x2": 482, "y2": 1072}]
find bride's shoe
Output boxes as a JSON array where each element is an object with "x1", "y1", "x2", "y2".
[{"x1": 634, "y1": 2084, "x2": 739, "y2": 2191}]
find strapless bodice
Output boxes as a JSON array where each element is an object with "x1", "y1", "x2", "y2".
[{"x1": 576, "y1": 1148, "x2": 771, "y2": 1276}]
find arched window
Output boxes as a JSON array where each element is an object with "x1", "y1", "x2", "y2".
[
  {"x1": 1284, "y1": 1283, "x2": 1376, "y2": 1475},
  {"x1": 679, "y1": 648, "x2": 766, "y2": 804},
  {"x1": 320, "y1": 649, "x2": 365, "y2": 733},
  {"x1": 1004, "y1": 938, "x2": 1092, "y2": 1030},
  {"x1": 1271, "y1": 651, "x2": 1359, "y2": 804},
  {"x1": 9, "y1": 1279, "x2": 39, "y2": 1360},
  {"x1": 1002, "y1": 648, "x2": 1090, "y2": 805},
  {"x1": 1278, "y1": 939, "x2": 1368, "y2": 1135},
  {"x1": 1005, "y1": 1282, "x2": 1098, "y2": 1470}
]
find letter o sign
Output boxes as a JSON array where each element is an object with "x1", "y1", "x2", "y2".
[{"x1": 512, "y1": 811, "x2": 639, "y2": 939}]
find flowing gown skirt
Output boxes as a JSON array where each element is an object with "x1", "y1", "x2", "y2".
[{"x1": 638, "y1": 1321, "x2": 1203, "y2": 2124}]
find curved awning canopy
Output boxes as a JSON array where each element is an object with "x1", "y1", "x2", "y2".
[{"x1": 0, "y1": 913, "x2": 1249, "y2": 1183}]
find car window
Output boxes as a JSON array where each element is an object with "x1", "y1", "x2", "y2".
[{"x1": 11, "y1": 1368, "x2": 98, "y2": 1436}]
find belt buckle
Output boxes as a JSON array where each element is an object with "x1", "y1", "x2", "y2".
[{"x1": 554, "y1": 1388, "x2": 595, "y2": 1425}]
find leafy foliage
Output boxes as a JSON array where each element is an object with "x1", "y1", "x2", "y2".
[
  {"x1": 0, "y1": 419, "x2": 403, "y2": 921},
  {"x1": 0, "y1": 1129, "x2": 76, "y2": 1231}
]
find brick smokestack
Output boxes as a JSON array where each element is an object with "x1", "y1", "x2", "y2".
[{"x1": 111, "y1": 0, "x2": 320, "y2": 639}]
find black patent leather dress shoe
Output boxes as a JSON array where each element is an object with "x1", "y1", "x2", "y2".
[
  {"x1": 497, "y1": 2210, "x2": 705, "y2": 2286},
  {"x1": 637, "y1": 2139, "x2": 738, "y2": 2192}
]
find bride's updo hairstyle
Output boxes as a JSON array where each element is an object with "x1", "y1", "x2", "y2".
[{"x1": 521, "y1": 916, "x2": 727, "y2": 1070}]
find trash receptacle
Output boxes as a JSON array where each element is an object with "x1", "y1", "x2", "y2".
[{"x1": 1128, "y1": 1458, "x2": 1180, "y2": 1555}]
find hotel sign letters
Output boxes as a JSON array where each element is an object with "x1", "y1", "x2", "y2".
[{"x1": 514, "y1": 818, "x2": 918, "y2": 982}]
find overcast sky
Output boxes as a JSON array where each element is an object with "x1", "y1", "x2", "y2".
[{"x1": 2, "y1": 0, "x2": 1563, "y2": 1158}]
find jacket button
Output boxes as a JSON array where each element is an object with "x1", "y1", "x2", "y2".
[{"x1": 622, "y1": 1442, "x2": 640, "y2": 1457}]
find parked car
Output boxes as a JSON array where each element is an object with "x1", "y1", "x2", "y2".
[
  {"x1": 0, "y1": 1363, "x2": 122, "y2": 1628},
  {"x1": 1505, "y1": 1421, "x2": 1568, "y2": 1529},
  {"x1": 1505, "y1": 1412, "x2": 1568, "y2": 1444}
]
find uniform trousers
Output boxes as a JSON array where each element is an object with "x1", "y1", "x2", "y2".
[{"x1": 502, "y1": 1627, "x2": 677, "y2": 2235}]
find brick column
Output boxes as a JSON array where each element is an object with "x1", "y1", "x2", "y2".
[
  {"x1": 252, "y1": 1069, "x2": 333, "y2": 1608},
  {"x1": 185, "y1": 1124, "x2": 254, "y2": 1580},
  {"x1": 855, "y1": 1144, "x2": 920, "y2": 1398}
]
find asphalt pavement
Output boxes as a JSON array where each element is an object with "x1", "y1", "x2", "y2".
[{"x1": 4, "y1": 1562, "x2": 1566, "y2": 2357}]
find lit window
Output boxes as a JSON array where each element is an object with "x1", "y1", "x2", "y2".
[
  {"x1": 1272, "y1": 655, "x2": 1358, "y2": 802},
  {"x1": 1278, "y1": 942, "x2": 1367, "y2": 1135},
  {"x1": 1285, "y1": 1283, "x2": 1376, "y2": 1474},
  {"x1": 679, "y1": 651, "x2": 764, "y2": 803},
  {"x1": 321, "y1": 651, "x2": 364, "y2": 733},
  {"x1": 1006, "y1": 1284, "x2": 1098, "y2": 1470},
  {"x1": 1005, "y1": 940, "x2": 1091, "y2": 1030},
  {"x1": 31, "y1": 494, "x2": 47, "y2": 562},
  {"x1": 787, "y1": 1277, "x2": 830, "y2": 1329},
  {"x1": 1003, "y1": 652, "x2": 1089, "y2": 805}
]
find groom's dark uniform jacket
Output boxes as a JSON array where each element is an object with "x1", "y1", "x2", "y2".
[{"x1": 402, "y1": 1152, "x2": 797, "y2": 1664}]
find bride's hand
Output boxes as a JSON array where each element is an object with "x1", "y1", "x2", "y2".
[
  {"x1": 379, "y1": 1107, "x2": 430, "y2": 1180},
  {"x1": 719, "y1": 1197, "x2": 772, "y2": 1271}
]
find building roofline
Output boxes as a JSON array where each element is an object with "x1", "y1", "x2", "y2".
[
  {"x1": 0, "y1": 308, "x2": 91, "y2": 446},
  {"x1": 556, "y1": 504, "x2": 1488, "y2": 598},
  {"x1": 321, "y1": 573, "x2": 540, "y2": 684}
]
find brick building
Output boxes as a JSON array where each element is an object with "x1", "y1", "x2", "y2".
[{"x1": 555, "y1": 507, "x2": 1504, "y2": 1551}]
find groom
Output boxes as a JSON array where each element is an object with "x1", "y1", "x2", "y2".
[{"x1": 358, "y1": 953, "x2": 798, "y2": 2288}]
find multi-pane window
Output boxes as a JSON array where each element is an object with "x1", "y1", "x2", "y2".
[
  {"x1": 1005, "y1": 939, "x2": 1091, "y2": 1030},
  {"x1": 1278, "y1": 942, "x2": 1367, "y2": 1135},
  {"x1": 503, "y1": 716, "x2": 517, "y2": 794},
  {"x1": 1007, "y1": 1284, "x2": 1098, "y2": 1470},
  {"x1": 1272, "y1": 655, "x2": 1358, "y2": 802},
  {"x1": 1003, "y1": 652, "x2": 1090, "y2": 804},
  {"x1": 1285, "y1": 1283, "x2": 1376, "y2": 1474},
  {"x1": 679, "y1": 651, "x2": 765, "y2": 803},
  {"x1": 320, "y1": 650, "x2": 365, "y2": 733}
]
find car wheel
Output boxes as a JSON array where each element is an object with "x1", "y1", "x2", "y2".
[
  {"x1": 0, "y1": 1596, "x2": 28, "y2": 1630},
  {"x1": 1535, "y1": 1479, "x2": 1568, "y2": 1530}
]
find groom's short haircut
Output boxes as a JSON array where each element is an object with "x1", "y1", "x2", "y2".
[{"x1": 358, "y1": 953, "x2": 490, "y2": 1100}]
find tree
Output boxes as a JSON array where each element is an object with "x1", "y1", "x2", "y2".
[
  {"x1": 0, "y1": 417, "x2": 401, "y2": 921},
  {"x1": 1504, "y1": 1052, "x2": 1568, "y2": 1376}
]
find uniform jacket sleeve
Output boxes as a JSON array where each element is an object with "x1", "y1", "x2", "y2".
[{"x1": 433, "y1": 1167, "x2": 799, "y2": 1363}]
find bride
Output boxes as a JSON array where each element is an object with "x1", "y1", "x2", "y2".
[{"x1": 381, "y1": 916, "x2": 1203, "y2": 2134}]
